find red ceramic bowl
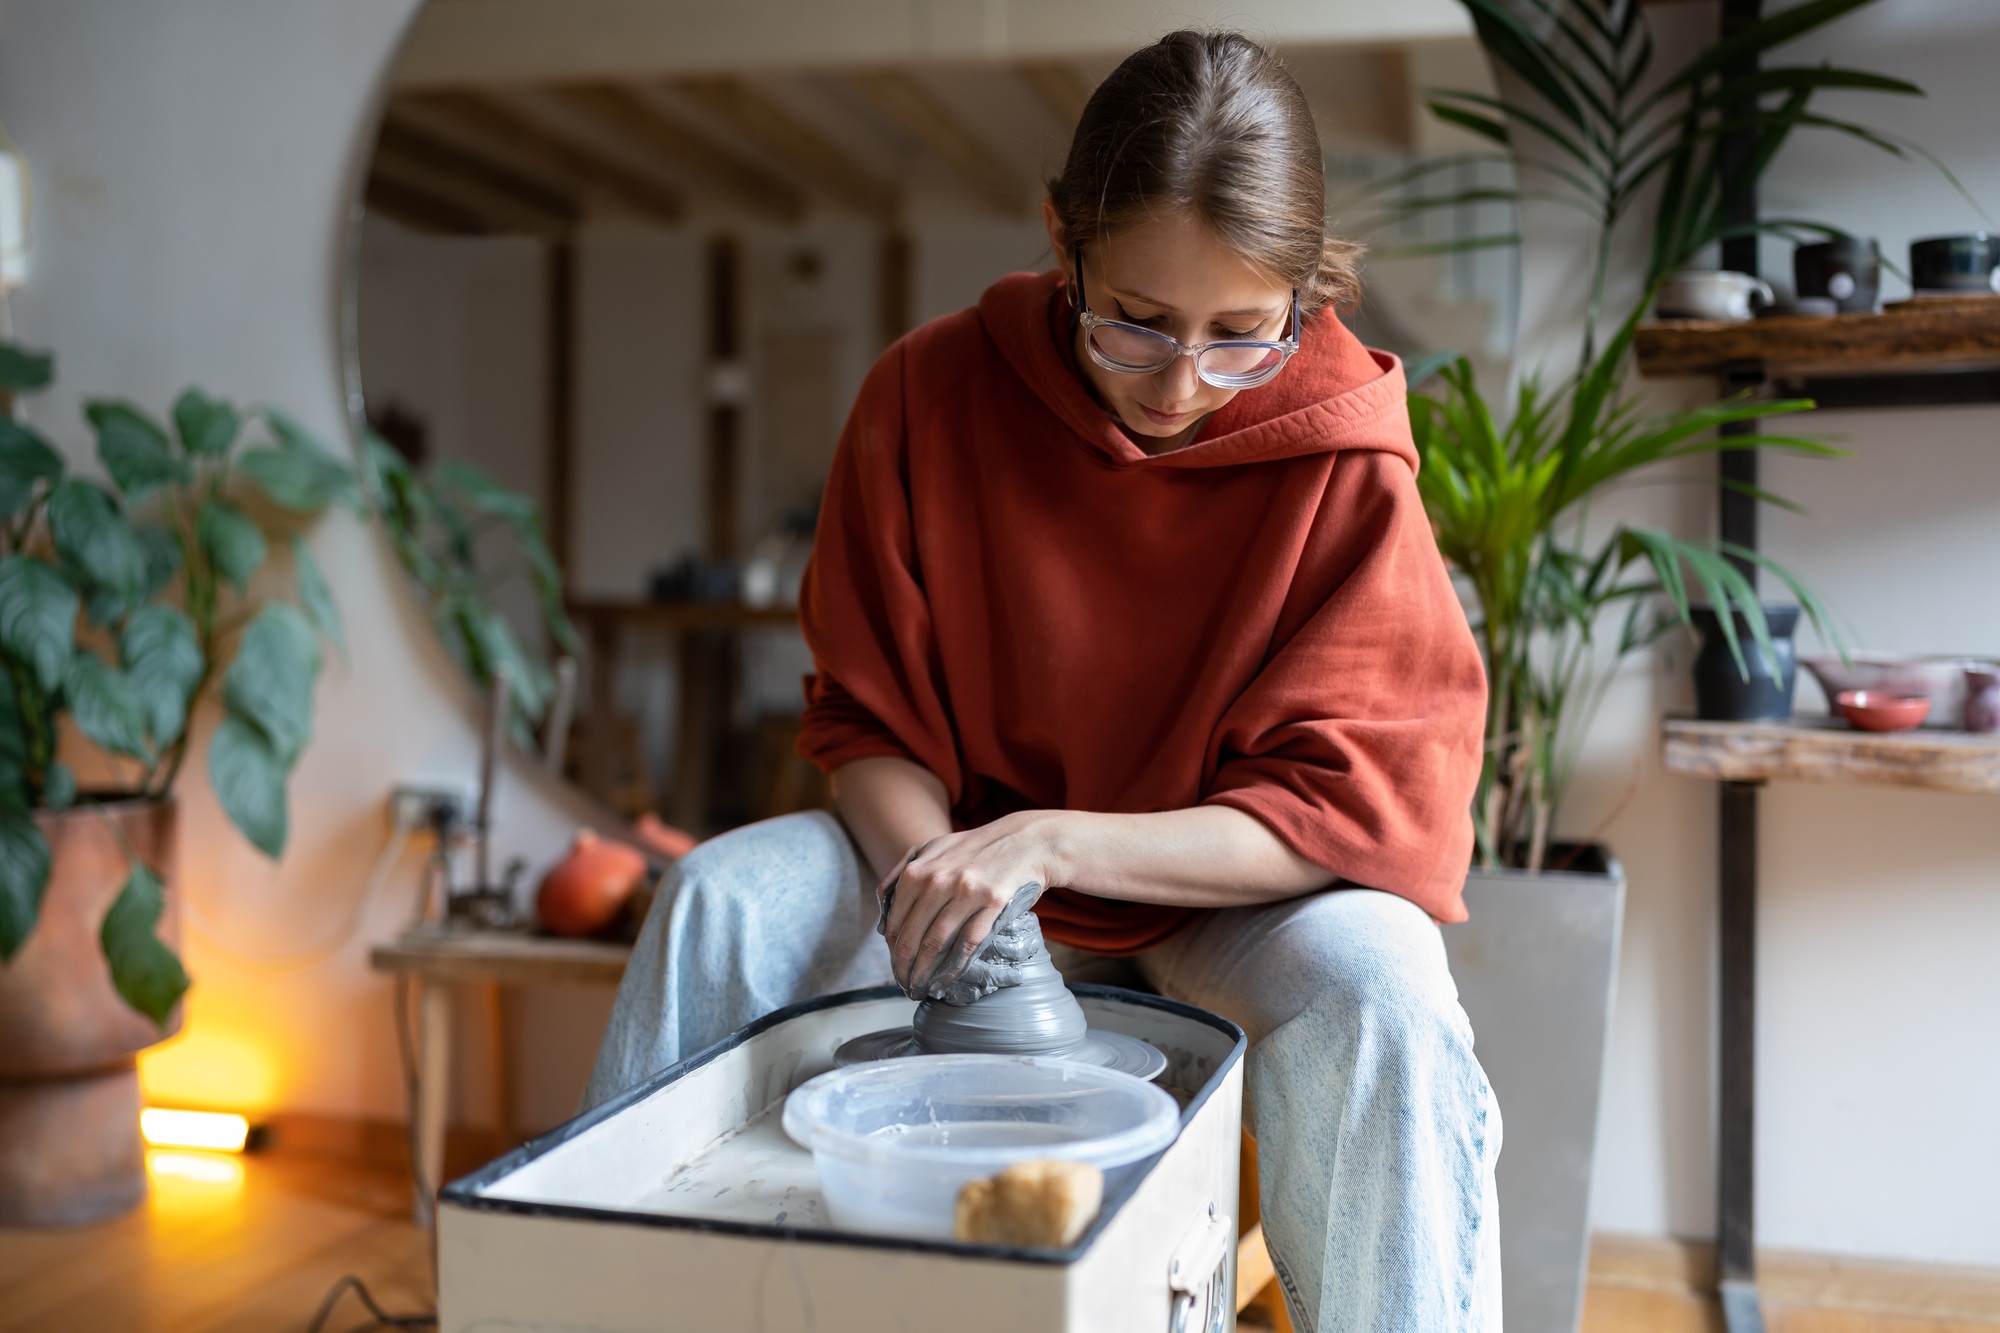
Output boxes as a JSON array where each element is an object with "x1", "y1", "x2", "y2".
[{"x1": 1835, "y1": 689, "x2": 1931, "y2": 732}]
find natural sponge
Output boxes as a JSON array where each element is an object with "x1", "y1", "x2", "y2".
[{"x1": 954, "y1": 1158, "x2": 1104, "y2": 1247}]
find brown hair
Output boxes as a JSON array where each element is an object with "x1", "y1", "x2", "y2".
[{"x1": 1047, "y1": 31, "x2": 1361, "y2": 317}]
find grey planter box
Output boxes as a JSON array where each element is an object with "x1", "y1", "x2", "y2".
[{"x1": 1443, "y1": 849, "x2": 1626, "y2": 1333}]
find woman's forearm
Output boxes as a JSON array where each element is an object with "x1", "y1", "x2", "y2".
[
  {"x1": 833, "y1": 759, "x2": 1332, "y2": 909},
  {"x1": 835, "y1": 770, "x2": 1334, "y2": 988},
  {"x1": 1040, "y1": 805, "x2": 1335, "y2": 908},
  {"x1": 829, "y1": 756, "x2": 955, "y2": 881}
]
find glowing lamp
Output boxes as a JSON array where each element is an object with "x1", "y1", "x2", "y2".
[
  {"x1": 141, "y1": 1108, "x2": 251, "y2": 1153},
  {"x1": 147, "y1": 1151, "x2": 246, "y2": 1186}
]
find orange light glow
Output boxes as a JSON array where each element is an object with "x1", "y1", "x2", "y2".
[
  {"x1": 146, "y1": 1150, "x2": 246, "y2": 1188},
  {"x1": 138, "y1": 1028, "x2": 277, "y2": 1113},
  {"x1": 142, "y1": 1107, "x2": 251, "y2": 1152}
]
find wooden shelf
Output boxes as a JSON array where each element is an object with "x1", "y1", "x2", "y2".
[
  {"x1": 370, "y1": 926, "x2": 632, "y2": 986},
  {"x1": 1663, "y1": 716, "x2": 2000, "y2": 795},
  {"x1": 1634, "y1": 300, "x2": 2000, "y2": 379}
]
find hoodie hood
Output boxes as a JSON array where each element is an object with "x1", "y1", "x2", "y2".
[{"x1": 977, "y1": 268, "x2": 1415, "y2": 471}]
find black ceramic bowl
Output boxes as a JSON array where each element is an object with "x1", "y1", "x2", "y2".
[{"x1": 1909, "y1": 233, "x2": 2000, "y2": 293}]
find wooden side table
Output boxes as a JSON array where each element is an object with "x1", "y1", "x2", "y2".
[{"x1": 369, "y1": 927, "x2": 632, "y2": 1226}]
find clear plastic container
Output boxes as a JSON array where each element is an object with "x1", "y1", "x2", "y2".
[{"x1": 781, "y1": 1054, "x2": 1181, "y2": 1239}]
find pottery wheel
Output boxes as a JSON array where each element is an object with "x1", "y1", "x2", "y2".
[
  {"x1": 834, "y1": 1025, "x2": 1168, "y2": 1080},
  {"x1": 832, "y1": 1016, "x2": 1168, "y2": 1080},
  {"x1": 838, "y1": 910, "x2": 1168, "y2": 1080}
]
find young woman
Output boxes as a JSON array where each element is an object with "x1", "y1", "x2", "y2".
[{"x1": 587, "y1": 31, "x2": 1498, "y2": 1330}]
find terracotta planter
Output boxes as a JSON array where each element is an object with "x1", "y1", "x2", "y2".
[{"x1": 0, "y1": 799, "x2": 180, "y2": 1226}]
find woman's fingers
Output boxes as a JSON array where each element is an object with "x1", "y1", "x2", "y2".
[
  {"x1": 916, "y1": 901, "x2": 1005, "y2": 995},
  {"x1": 888, "y1": 867, "x2": 1009, "y2": 994},
  {"x1": 904, "y1": 891, "x2": 992, "y2": 995},
  {"x1": 887, "y1": 873, "x2": 955, "y2": 991},
  {"x1": 880, "y1": 842, "x2": 933, "y2": 942}
]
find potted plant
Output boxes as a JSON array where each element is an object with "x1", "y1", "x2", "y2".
[
  {"x1": 1362, "y1": 1, "x2": 1954, "y2": 1327},
  {"x1": 0, "y1": 341, "x2": 351, "y2": 1225}
]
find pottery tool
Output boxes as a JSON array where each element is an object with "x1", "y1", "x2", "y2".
[{"x1": 834, "y1": 879, "x2": 1166, "y2": 1079}]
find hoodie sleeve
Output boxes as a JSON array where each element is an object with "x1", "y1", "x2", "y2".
[
  {"x1": 1202, "y1": 449, "x2": 1488, "y2": 922},
  {"x1": 795, "y1": 342, "x2": 965, "y2": 797}
]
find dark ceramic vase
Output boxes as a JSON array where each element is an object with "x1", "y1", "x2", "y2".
[
  {"x1": 1794, "y1": 236, "x2": 1880, "y2": 313},
  {"x1": 1691, "y1": 605, "x2": 1800, "y2": 721}
]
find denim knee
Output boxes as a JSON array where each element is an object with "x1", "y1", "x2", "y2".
[
  {"x1": 1281, "y1": 901, "x2": 1480, "y2": 1086},
  {"x1": 657, "y1": 810, "x2": 845, "y2": 924}
]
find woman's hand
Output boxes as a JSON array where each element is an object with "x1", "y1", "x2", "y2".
[{"x1": 880, "y1": 810, "x2": 1069, "y2": 995}]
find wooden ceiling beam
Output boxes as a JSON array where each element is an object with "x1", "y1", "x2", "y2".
[
  {"x1": 553, "y1": 84, "x2": 805, "y2": 222},
  {"x1": 375, "y1": 115, "x2": 581, "y2": 233},
  {"x1": 1015, "y1": 62, "x2": 1093, "y2": 130},
  {"x1": 363, "y1": 172, "x2": 496, "y2": 237},
  {"x1": 675, "y1": 76, "x2": 898, "y2": 224},
  {"x1": 400, "y1": 91, "x2": 686, "y2": 225},
  {"x1": 847, "y1": 70, "x2": 1026, "y2": 215},
  {"x1": 369, "y1": 147, "x2": 571, "y2": 239}
]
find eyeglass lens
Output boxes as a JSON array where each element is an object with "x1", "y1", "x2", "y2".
[{"x1": 1086, "y1": 324, "x2": 1286, "y2": 381}]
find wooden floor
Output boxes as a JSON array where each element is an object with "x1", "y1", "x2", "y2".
[
  {"x1": 0, "y1": 1151, "x2": 430, "y2": 1333},
  {"x1": 2, "y1": 1150, "x2": 1993, "y2": 1331}
]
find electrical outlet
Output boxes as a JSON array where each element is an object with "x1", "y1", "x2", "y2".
[{"x1": 389, "y1": 784, "x2": 473, "y2": 834}]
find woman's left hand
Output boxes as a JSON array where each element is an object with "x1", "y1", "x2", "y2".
[{"x1": 880, "y1": 810, "x2": 1069, "y2": 996}]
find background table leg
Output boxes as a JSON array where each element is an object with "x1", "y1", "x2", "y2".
[
  {"x1": 482, "y1": 980, "x2": 513, "y2": 1152},
  {"x1": 414, "y1": 980, "x2": 455, "y2": 1228}
]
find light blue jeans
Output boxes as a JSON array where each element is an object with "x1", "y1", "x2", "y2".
[{"x1": 585, "y1": 811, "x2": 1503, "y2": 1332}]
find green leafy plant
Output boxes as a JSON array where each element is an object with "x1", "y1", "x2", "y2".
[
  {"x1": 0, "y1": 342, "x2": 353, "y2": 1021},
  {"x1": 359, "y1": 435, "x2": 579, "y2": 749},
  {"x1": 1379, "y1": 0, "x2": 1962, "y2": 870}
]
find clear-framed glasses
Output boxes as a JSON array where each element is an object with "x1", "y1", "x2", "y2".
[{"x1": 1072, "y1": 258, "x2": 1300, "y2": 390}]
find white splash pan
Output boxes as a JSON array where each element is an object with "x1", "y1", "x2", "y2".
[{"x1": 438, "y1": 984, "x2": 1247, "y2": 1333}]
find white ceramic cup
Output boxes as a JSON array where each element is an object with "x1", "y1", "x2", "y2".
[{"x1": 1655, "y1": 269, "x2": 1775, "y2": 322}]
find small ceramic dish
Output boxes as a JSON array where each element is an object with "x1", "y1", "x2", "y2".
[
  {"x1": 1835, "y1": 690, "x2": 1930, "y2": 732},
  {"x1": 1802, "y1": 654, "x2": 1974, "y2": 727}
]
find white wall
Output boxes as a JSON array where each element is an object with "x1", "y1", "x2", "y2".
[
  {"x1": 0, "y1": 0, "x2": 605, "y2": 1127},
  {"x1": 1535, "y1": 0, "x2": 2000, "y2": 1268}
]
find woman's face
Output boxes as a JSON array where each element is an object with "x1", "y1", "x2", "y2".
[{"x1": 1044, "y1": 202, "x2": 1294, "y2": 452}]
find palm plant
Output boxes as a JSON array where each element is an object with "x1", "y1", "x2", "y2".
[
  {"x1": 1374, "y1": 0, "x2": 1965, "y2": 869},
  {"x1": 1409, "y1": 333, "x2": 1837, "y2": 871}
]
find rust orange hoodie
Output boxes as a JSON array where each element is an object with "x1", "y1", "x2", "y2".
[{"x1": 797, "y1": 269, "x2": 1486, "y2": 954}]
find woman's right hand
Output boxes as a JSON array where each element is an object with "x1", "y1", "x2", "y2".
[{"x1": 876, "y1": 811, "x2": 1063, "y2": 997}]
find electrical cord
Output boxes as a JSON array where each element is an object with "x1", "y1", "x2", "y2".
[
  {"x1": 306, "y1": 973, "x2": 439, "y2": 1331},
  {"x1": 306, "y1": 1275, "x2": 435, "y2": 1333}
]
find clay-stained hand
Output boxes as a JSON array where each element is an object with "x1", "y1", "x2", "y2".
[{"x1": 878, "y1": 811, "x2": 1068, "y2": 999}]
